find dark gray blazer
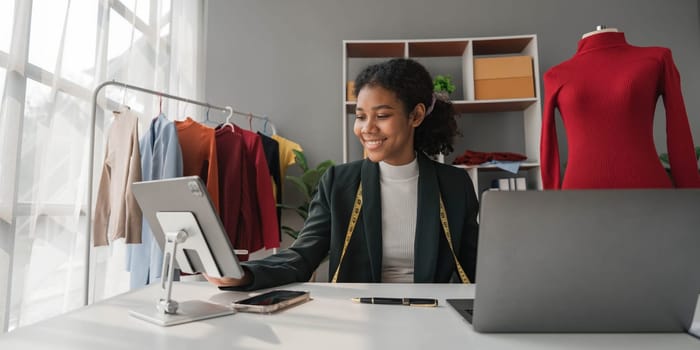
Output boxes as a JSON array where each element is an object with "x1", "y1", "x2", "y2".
[{"x1": 226, "y1": 152, "x2": 479, "y2": 291}]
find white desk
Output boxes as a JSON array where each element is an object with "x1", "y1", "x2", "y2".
[{"x1": 0, "y1": 282, "x2": 698, "y2": 349}]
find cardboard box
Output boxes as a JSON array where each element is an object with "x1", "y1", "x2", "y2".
[
  {"x1": 474, "y1": 56, "x2": 534, "y2": 100},
  {"x1": 347, "y1": 81, "x2": 356, "y2": 101}
]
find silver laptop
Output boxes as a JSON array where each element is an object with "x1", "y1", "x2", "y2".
[{"x1": 449, "y1": 189, "x2": 700, "y2": 333}]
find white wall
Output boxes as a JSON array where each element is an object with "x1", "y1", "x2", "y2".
[
  {"x1": 204, "y1": 0, "x2": 700, "y2": 279},
  {"x1": 205, "y1": 0, "x2": 700, "y2": 168}
]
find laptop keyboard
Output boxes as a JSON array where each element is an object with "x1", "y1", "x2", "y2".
[{"x1": 446, "y1": 299, "x2": 474, "y2": 324}]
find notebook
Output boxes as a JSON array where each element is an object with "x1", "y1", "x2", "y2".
[{"x1": 448, "y1": 189, "x2": 700, "y2": 333}]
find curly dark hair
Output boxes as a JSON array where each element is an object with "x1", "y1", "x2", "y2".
[{"x1": 353, "y1": 58, "x2": 459, "y2": 156}]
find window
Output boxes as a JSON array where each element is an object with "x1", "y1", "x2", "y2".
[
  {"x1": 0, "y1": 1, "x2": 14, "y2": 53},
  {"x1": 0, "y1": 0, "x2": 202, "y2": 332}
]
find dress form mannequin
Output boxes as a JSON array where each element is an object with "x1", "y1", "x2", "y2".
[
  {"x1": 541, "y1": 30, "x2": 700, "y2": 189},
  {"x1": 581, "y1": 25, "x2": 619, "y2": 39}
]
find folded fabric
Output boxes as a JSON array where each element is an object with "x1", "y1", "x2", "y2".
[
  {"x1": 480, "y1": 160, "x2": 521, "y2": 174},
  {"x1": 452, "y1": 150, "x2": 527, "y2": 166}
]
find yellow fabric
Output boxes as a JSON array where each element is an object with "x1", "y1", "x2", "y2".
[
  {"x1": 272, "y1": 176, "x2": 277, "y2": 202},
  {"x1": 272, "y1": 134, "x2": 303, "y2": 183}
]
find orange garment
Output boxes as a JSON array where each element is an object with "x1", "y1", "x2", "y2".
[{"x1": 175, "y1": 117, "x2": 220, "y2": 212}]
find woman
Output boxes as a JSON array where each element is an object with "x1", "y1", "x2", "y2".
[{"x1": 207, "y1": 58, "x2": 479, "y2": 290}]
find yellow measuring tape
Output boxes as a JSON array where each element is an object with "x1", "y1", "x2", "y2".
[
  {"x1": 331, "y1": 184, "x2": 470, "y2": 284},
  {"x1": 439, "y1": 195, "x2": 471, "y2": 284},
  {"x1": 331, "y1": 184, "x2": 363, "y2": 283}
]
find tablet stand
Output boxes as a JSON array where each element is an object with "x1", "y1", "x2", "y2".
[{"x1": 129, "y1": 212, "x2": 235, "y2": 326}]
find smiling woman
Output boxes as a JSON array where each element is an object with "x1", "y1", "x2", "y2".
[
  {"x1": 354, "y1": 85, "x2": 421, "y2": 165},
  {"x1": 205, "y1": 58, "x2": 479, "y2": 291},
  {"x1": 353, "y1": 58, "x2": 459, "y2": 165}
]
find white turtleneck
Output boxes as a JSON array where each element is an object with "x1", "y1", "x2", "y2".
[{"x1": 379, "y1": 157, "x2": 419, "y2": 283}]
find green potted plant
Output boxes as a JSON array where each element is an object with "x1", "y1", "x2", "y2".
[
  {"x1": 433, "y1": 74, "x2": 456, "y2": 100},
  {"x1": 278, "y1": 150, "x2": 335, "y2": 240}
]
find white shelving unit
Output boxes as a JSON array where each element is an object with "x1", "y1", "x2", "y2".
[{"x1": 342, "y1": 35, "x2": 543, "y2": 194}]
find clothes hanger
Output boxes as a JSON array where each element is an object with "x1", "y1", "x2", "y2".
[
  {"x1": 261, "y1": 116, "x2": 278, "y2": 136},
  {"x1": 262, "y1": 116, "x2": 271, "y2": 136},
  {"x1": 223, "y1": 106, "x2": 235, "y2": 132},
  {"x1": 182, "y1": 101, "x2": 188, "y2": 119},
  {"x1": 268, "y1": 116, "x2": 278, "y2": 135},
  {"x1": 113, "y1": 82, "x2": 131, "y2": 115},
  {"x1": 247, "y1": 113, "x2": 253, "y2": 131},
  {"x1": 203, "y1": 106, "x2": 218, "y2": 127}
]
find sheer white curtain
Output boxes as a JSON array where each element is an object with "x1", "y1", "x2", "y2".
[{"x1": 0, "y1": 0, "x2": 205, "y2": 332}]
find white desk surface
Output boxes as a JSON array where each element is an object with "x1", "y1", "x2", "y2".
[{"x1": 1, "y1": 282, "x2": 698, "y2": 349}]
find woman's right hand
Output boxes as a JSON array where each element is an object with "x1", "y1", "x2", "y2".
[{"x1": 203, "y1": 268, "x2": 252, "y2": 287}]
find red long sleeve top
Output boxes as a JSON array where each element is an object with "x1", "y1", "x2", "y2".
[
  {"x1": 238, "y1": 127, "x2": 280, "y2": 249},
  {"x1": 215, "y1": 126, "x2": 263, "y2": 260},
  {"x1": 541, "y1": 32, "x2": 700, "y2": 189}
]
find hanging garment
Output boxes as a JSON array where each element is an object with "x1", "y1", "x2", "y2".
[
  {"x1": 541, "y1": 32, "x2": 700, "y2": 189},
  {"x1": 271, "y1": 134, "x2": 303, "y2": 186},
  {"x1": 94, "y1": 110, "x2": 142, "y2": 246},
  {"x1": 174, "y1": 117, "x2": 220, "y2": 210},
  {"x1": 258, "y1": 132, "x2": 281, "y2": 201},
  {"x1": 237, "y1": 127, "x2": 280, "y2": 249},
  {"x1": 271, "y1": 134, "x2": 302, "y2": 242},
  {"x1": 215, "y1": 125, "x2": 263, "y2": 260},
  {"x1": 126, "y1": 114, "x2": 183, "y2": 289},
  {"x1": 258, "y1": 132, "x2": 282, "y2": 240}
]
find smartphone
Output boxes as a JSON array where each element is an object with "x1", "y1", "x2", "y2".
[{"x1": 232, "y1": 290, "x2": 310, "y2": 313}]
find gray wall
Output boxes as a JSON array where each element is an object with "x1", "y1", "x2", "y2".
[{"x1": 205, "y1": 0, "x2": 700, "y2": 168}]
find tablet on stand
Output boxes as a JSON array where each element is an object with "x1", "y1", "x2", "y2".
[{"x1": 129, "y1": 176, "x2": 245, "y2": 326}]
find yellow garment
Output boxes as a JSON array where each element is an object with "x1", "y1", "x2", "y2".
[
  {"x1": 272, "y1": 176, "x2": 277, "y2": 202},
  {"x1": 272, "y1": 134, "x2": 303, "y2": 183}
]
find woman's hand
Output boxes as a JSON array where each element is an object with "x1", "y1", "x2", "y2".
[{"x1": 203, "y1": 268, "x2": 252, "y2": 287}]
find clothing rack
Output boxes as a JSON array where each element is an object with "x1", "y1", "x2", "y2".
[
  {"x1": 220, "y1": 106, "x2": 278, "y2": 135},
  {"x1": 85, "y1": 80, "x2": 275, "y2": 305}
]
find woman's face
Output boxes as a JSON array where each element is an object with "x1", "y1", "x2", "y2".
[{"x1": 354, "y1": 85, "x2": 425, "y2": 166}]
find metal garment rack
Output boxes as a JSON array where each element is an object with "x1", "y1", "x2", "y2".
[{"x1": 85, "y1": 80, "x2": 275, "y2": 305}]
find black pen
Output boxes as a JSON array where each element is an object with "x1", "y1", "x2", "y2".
[{"x1": 351, "y1": 297, "x2": 438, "y2": 307}]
